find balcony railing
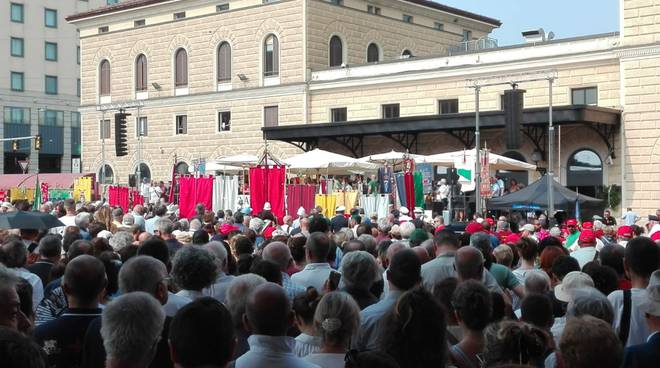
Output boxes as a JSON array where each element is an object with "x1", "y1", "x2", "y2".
[{"x1": 449, "y1": 37, "x2": 499, "y2": 55}]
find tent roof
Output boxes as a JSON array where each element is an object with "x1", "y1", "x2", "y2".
[
  {"x1": 0, "y1": 173, "x2": 93, "y2": 190},
  {"x1": 285, "y1": 148, "x2": 378, "y2": 173},
  {"x1": 487, "y1": 176, "x2": 602, "y2": 209},
  {"x1": 425, "y1": 149, "x2": 537, "y2": 171}
]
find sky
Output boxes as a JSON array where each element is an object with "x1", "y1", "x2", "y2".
[{"x1": 437, "y1": 0, "x2": 620, "y2": 46}]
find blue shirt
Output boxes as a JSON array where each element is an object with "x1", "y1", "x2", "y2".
[{"x1": 354, "y1": 290, "x2": 403, "y2": 351}]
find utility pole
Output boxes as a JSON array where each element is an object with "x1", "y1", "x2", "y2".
[
  {"x1": 547, "y1": 77, "x2": 555, "y2": 218},
  {"x1": 474, "y1": 86, "x2": 482, "y2": 215}
]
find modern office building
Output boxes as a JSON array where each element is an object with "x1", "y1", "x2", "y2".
[
  {"x1": 70, "y1": 0, "x2": 660, "y2": 215},
  {"x1": 1, "y1": 1, "x2": 121, "y2": 174}
]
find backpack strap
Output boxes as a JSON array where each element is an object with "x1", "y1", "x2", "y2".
[{"x1": 618, "y1": 289, "x2": 632, "y2": 345}]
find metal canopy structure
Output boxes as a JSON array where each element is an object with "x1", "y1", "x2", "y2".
[{"x1": 262, "y1": 105, "x2": 621, "y2": 158}]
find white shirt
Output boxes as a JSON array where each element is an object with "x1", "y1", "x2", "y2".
[
  {"x1": 203, "y1": 272, "x2": 235, "y2": 304},
  {"x1": 163, "y1": 291, "x2": 191, "y2": 317},
  {"x1": 13, "y1": 268, "x2": 44, "y2": 313},
  {"x1": 290, "y1": 263, "x2": 333, "y2": 292},
  {"x1": 176, "y1": 289, "x2": 205, "y2": 301},
  {"x1": 570, "y1": 246, "x2": 598, "y2": 269},
  {"x1": 144, "y1": 215, "x2": 161, "y2": 235},
  {"x1": 294, "y1": 333, "x2": 322, "y2": 358},
  {"x1": 54, "y1": 214, "x2": 77, "y2": 236},
  {"x1": 608, "y1": 288, "x2": 653, "y2": 347},
  {"x1": 235, "y1": 335, "x2": 320, "y2": 368},
  {"x1": 304, "y1": 353, "x2": 346, "y2": 368}
]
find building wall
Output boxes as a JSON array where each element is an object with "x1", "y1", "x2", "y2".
[
  {"x1": 619, "y1": 0, "x2": 660, "y2": 215},
  {"x1": 306, "y1": 0, "x2": 464, "y2": 70},
  {"x1": 0, "y1": 0, "x2": 108, "y2": 173},
  {"x1": 79, "y1": 0, "x2": 306, "y2": 106}
]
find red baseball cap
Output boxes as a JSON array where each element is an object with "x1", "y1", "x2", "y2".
[
  {"x1": 485, "y1": 217, "x2": 495, "y2": 226},
  {"x1": 582, "y1": 221, "x2": 593, "y2": 230},
  {"x1": 651, "y1": 231, "x2": 660, "y2": 242},
  {"x1": 505, "y1": 233, "x2": 521, "y2": 245},
  {"x1": 579, "y1": 229, "x2": 596, "y2": 244},
  {"x1": 465, "y1": 222, "x2": 484, "y2": 234},
  {"x1": 618, "y1": 226, "x2": 633, "y2": 239},
  {"x1": 566, "y1": 219, "x2": 578, "y2": 227}
]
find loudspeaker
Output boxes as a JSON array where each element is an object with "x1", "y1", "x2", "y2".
[{"x1": 503, "y1": 89, "x2": 525, "y2": 149}]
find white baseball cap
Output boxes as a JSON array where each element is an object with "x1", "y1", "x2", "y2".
[
  {"x1": 554, "y1": 271, "x2": 595, "y2": 302},
  {"x1": 336, "y1": 205, "x2": 346, "y2": 212},
  {"x1": 297, "y1": 206, "x2": 306, "y2": 216},
  {"x1": 263, "y1": 202, "x2": 272, "y2": 211},
  {"x1": 400, "y1": 206, "x2": 409, "y2": 215}
]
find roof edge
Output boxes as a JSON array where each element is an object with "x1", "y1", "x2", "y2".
[{"x1": 402, "y1": 0, "x2": 501, "y2": 27}]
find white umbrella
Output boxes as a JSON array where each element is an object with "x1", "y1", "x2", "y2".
[
  {"x1": 284, "y1": 149, "x2": 378, "y2": 174},
  {"x1": 358, "y1": 150, "x2": 429, "y2": 164},
  {"x1": 216, "y1": 154, "x2": 260, "y2": 166},
  {"x1": 189, "y1": 162, "x2": 242, "y2": 174},
  {"x1": 425, "y1": 149, "x2": 536, "y2": 171}
]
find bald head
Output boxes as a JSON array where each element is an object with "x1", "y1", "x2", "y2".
[
  {"x1": 385, "y1": 242, "x2": 406, "y2": 267},
  {"x1": 62, "y1": 255, "x2": 107, "y2": 305},
  {"x1": 455, "y1": 246, "x2": 484, "y2": 282},
  {"x1": 244, "y1": 283, "x2": 292, "y2": 336},
  {"x1": 262, "y1": 242, "x2": 291, "y2": 272},
  {"x1": 412, "y1": 246, "x2": 431, "y2": 264}
]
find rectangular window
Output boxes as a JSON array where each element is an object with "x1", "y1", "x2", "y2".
[
  {"x1": 45, "y1": 8, "x2": 58, "y2": 28},
  {"x1": 439, "y1": 99, "x2": 459, "y2": 114},
  {"x1": 218, "y1": 111, "x2": 231, "y2": 132},
  {"x1": 330, "y1": 0, "x2": 343, "y2": 5},
  {"x1": 134, "y1": 19, "x2": 145, "y2": 27},
  {"x1": 367, "y1": 5, "x2": 381, "y2": 14},
  {"x1": 99, "y1": 119, "x2": 111, "y2": 139},
  {"x1": 45, "y1": 75, "x2": 58, "y2": 95},
  {"x1": 137, "y1": 116, "x2": 148, "y2": 137},
  {"x1": 462, "y1": 30, "x2": 472, "y2": 41},
  {"x1": 10, "y1": 3, "x2": 24, "y2": 23},
  {"x1": 98, "y1": 26, "x2": 109, "y2": 34},
  {"x1": 11, "y1": 37, "x2": 24, "y2": 57},
  {"x1": 571, "y1": 87, "x2": 598, "y2": 105},
  {"x1": 10, "y1": 72, "x2": 24, "y2": 92},
  {"x1": 264, "y1": 106, "x2": 278, "y2": 127},
  {"x1": 41, "y1": 110, "x2": 63, "y2": 126},
  {"x1": 434, "y1": 22, "x2": 444, "y2": 31},
  {"x1": 77, "y1": 78, "x2": 81, "y2": 97},
  {"x1": 77, "y1": 46, "x2": 81, "y2": 64},
  {"x1": 71, "y1": 112, "x2": 81, "y2": 128},
  {"x1": 3, "y1": 107, "x2": 30, "y2": 124},
  {"x1": 331, "y1": 108, "x2": 347, "y2": 122},
  {"x1": 107, "y1": 0, "x2": 120, "y2": 4},
  {"x1": 173, "y1": 12, "x2": 186, "y2": 20},
  {"x1": 216, "y1": 3, "x2": 229, "y2": 11},
  {"x1": 382, "y1": 104, "x2": 400, "y2": 119},
  {"x1": 176, "y1": 115, "x2": 187, "y2": 134},
  {"x1": 45, "y1": 42, "x2": 58, "y2": 61},
  {"x1": 402, "y1": 14, "x2": 413, "y2": 23}
]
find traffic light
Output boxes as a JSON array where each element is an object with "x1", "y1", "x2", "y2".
[
  {"x1": 35, "y1": 135, "x2": 42, "y2": 151},
  {"x1": 114, "y1": 112, "x2": 130, "y2": 157},
  {"x1": 12, "y1": 140, "x2": 19, "y2": 152}
]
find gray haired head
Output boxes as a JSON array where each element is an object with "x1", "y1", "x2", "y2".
[
  {"x1": 101, "y1": 291, "x2": 165, "y2": 364},
  {"x1": 314, "y1": 291, "x2": 360, "y2": 347},
  {"x1": 204, "y1": 241, "x2": 229, "y2": 272},
  {"x1": 340, "y1": 250, "x2": 380, "y2": 290},
  {"x1": 470, "y1": 232, "x2": 492, "y2": 249},
  {"x1": 109, "y1": 231, "x2": 134, "y2": 252},
  {"x1": 118, "y1": 256, "x2": 167, "y2": 297},
  {"x1": 567, "y1": 287, "x2": 614, "y2": 324},
  {"x1": 171, "y1": 245, "x2": 218, "y2": 291},
  {"x1": 226, "y1": 274, "x2": 267, "y2": 328}
]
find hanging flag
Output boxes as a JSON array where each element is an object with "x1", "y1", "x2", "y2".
[
  {"x1": 41, "y1": 182, "x2": 49, "y2": 204},
  {"x1": 168, "y1": 161, "x2": 177, "y2": 203},
  {"x1": 33, "y1": 176, "x2": 41, "y2": 211}
]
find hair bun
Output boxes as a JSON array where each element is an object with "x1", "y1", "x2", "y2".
[{"x1": 321, "y1": 318, "x2": 342, "y2": 332}]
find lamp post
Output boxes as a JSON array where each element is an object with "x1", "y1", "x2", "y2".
[
  {"x1": 474, "y1": 86, "x2": 482, "y2": 215},
  {"x1": 547, "y1": 77, "x2": 555, "y2": 218}
]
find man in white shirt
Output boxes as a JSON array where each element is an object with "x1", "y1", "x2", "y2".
[
  {"x1": 203, "y1": 241, "x2": 235, "y2": 304},
  {"x1": 55, "y1": 199, "x2": 78, "y2": 236},
  {"x1": 608, "y1": 237, "x2": 660, "y2": 347},
  {"x1": 262, "y1": 242, "x2": 305, "y2": 301},
  {"x1": 570, "y1": 230, "x2": 599, "y2": 269},
  {"x1": 622, "y1": 207, "x2": 640, "y2": 226},
  {"x1": 235, "y1": 283, "x2": 319, "y2": 368},
  {"x1": 145, "y1": 205, "x2": 167, "y2": 235},
  {"x1": 2, "y1": 239, "x2": 43, "y2": 312},
  {"x1": 291, "y1": 232, "x2": 333, "y2": 292}
]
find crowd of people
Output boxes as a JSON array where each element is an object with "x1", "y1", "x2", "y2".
[{"x1": 0, "y1": 197, "x2": 659, "y2": 368}]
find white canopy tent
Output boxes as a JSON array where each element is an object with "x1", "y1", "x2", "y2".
[
  {"x1": 189, "y1": 162, "x2": 243, "y2": 174},
  {"x1": 425, "y1": 149, "x2": 536, "y2": 171},
  {"x1": 285, "y1": 149, "x2": 379, "y2": 174},
  {"x1": 358, "y1": 150, "x2": 429, "y2": 165}
]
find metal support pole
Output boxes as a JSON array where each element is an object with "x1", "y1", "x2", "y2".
[
  {"x1": 547, "y1": 78, "x2": 555, "y2": 218},
  {"x1": 101, "y1": 110, "x2": 106, "y2": 188},
  {"x1": 137, "y1": 107, "x2": 142, "y2": 189},
  {"x1": 475, "y1": 86, "x2": 482, "y2": 215}
]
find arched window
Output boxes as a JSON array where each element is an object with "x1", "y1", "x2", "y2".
[
  {"x1": 98, "y1": 164, "x2": 114, "y2": 184},
  {"x1": 99, "y1": 60, "x2": 110, "y2": 96},
  {"x1": 263, "y1": 35, "x2": 279, "y2": 77},
  {"x1": 217, "y1": 42, "x2": 231, "y2": 82},
  {"x1": 135, "y1": 163, "x2": 151, "y2": 182},
  {"x1": 567, "y1": 149, "x2": 603, "y2": 197},
  {"x1": 367, "y1": 43, "x2": 379, "y2": 63},
  {"x1": 176, "y1": 161, "x2": 189, "y2": 175},
  {"x1": 135, "y1": 54, "x2": 147, "y2": 91},
  {"x1": 329, "y1": 36, "x2": 343, "y2": 67},
  {"x1": 175, "y1": 48, "x2": 188, "y2": 87},
  {"x1": 401, "y1": 49, "x2": 413, "y2": 58}
]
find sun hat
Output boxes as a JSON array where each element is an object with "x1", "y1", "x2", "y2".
[{"x1": 554, "y1": 271, "x2": 595, "y2": 302}]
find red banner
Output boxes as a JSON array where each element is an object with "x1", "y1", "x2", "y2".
[
  {"x1": 41, "y1": 182, "x2": 49, "y2": 203},
  {"x1": 0, "y1": 190, "x2": 6, "y2": 202},
  {"x1": 480, "y1": 149, "x2": 492, "y2": 199}
]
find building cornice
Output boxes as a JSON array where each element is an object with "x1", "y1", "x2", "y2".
[
  {"x1": 77, "y1": 83, "x2": 307, "y2": 113},
  {"x1": 615, "y1": 43, "x2": 660, "y2": 60}
]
